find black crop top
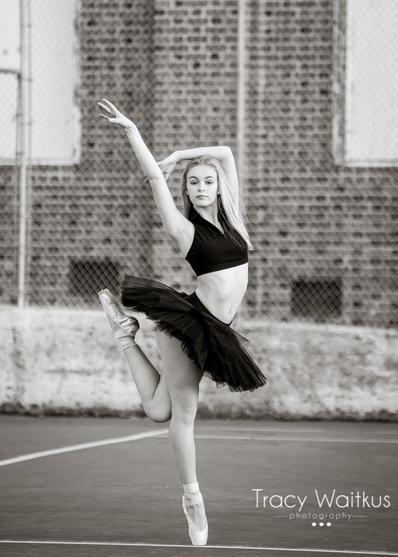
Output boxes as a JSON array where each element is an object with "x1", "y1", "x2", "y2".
[{"x1": 185, "y1": 205, "x2": 249, "y2": 277}]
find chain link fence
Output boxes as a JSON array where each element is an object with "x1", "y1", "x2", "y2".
[
  {"x1": 0, "y1": 68, "x2": 20, "y2": 305},
  {"x1": 1, "y1": 0, "x2": 397, "y2": 329},
  {"x1": 19, "y1": 0, "x2": 156, "y2": 308}
]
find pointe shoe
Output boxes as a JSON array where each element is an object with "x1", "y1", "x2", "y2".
[
  {"x1": 182, "y1": 491, "x2": 208, "y2": 546},
  {"x1": 98, "y1": 288, "x2": 139, "y2": 350}
]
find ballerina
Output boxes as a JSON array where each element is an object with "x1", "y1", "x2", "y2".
[{"x1": 96, "y1": 98, "x2": 267, "y2": 546}]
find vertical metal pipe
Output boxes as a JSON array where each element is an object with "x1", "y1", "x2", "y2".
[
  {"x1": 17, "y1": 0, "x2": 31, "y2": 307},
  {"x1": 237, "y1": 0, "x2": 249, "y2": 320},
  {"x1": 237, "y1": 0, "x2": 247, "y2": 208}
]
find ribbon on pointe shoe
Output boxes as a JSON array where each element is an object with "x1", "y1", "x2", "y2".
[
  {"x1": 98, "y1": 289, "x2": 139, "y2": 350},
  {"x1": 182, "y1": 492, "x2": 208, "y2": 546}
]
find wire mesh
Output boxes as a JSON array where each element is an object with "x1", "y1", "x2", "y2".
[
  {"x1": 0, "y1": 70, "x2": 19, "y2": 304},
  {"x1": 0, "y1": 0, "x2": 397, "y2": 329},
  {"x1": 27, "y1": 0, "x2": 157, "y2": 307}
]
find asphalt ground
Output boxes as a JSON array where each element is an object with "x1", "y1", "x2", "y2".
[{"x1": 0, "y1": 416, "x2": 397, "y2": 556}]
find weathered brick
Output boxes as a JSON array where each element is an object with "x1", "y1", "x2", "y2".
[{"x1": 0, "y1": 0, "x2": 396, "y2": 328}]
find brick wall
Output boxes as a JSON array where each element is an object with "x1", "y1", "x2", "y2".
[
  {"x1": 1, "y1": 0, "x2": 397, "y2": 328},
  {"x1": 5, "y1": 0, "x2": 157, "y2": 307},
  {"x1": 151, "y1": 0, "x2": 240, "y2": 289},
  {"x1": 244, "y1": 0, "x2": 397, "y2": 326},
  {"x1": 0, "y1": 167, "x2": 18, "y2": 304}
]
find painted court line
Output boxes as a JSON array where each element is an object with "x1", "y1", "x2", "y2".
[
  {"x1": 0, "y1": 540, "x2": 396, "y2": 555},
  {"x1": 156, "y1": 433, "x2": 398, "y2": 444},
  {"x1": 0, "y1": 428, "x2": 168, "y2": 467},
  {"x1": 194, "y1": 435, "x2": 398, "y2": 444},
  {"x1": 1, "y1": 428, "x2": 397, "y2": 468},
  {"x1": 198, "y1": 427, "x2": 398, "y2": 436},
  {"x1": 198, "y1": 427, "x2": 349, "y2": 432}
]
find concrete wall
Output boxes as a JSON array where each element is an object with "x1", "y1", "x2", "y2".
[{"x1": 1, "y1": 305, "x2": 397, "y2": 420}]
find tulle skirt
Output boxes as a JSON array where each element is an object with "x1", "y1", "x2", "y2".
[{"x1": 120, "y1": 274, "x2": 268, "y2": 392}]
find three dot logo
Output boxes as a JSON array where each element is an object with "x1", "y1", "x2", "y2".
[{"x1": 312, "y1": 522, "x2": 332, "y2": 527}]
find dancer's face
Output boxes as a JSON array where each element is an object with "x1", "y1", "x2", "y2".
[{"x1": 186, "y1": 165, "x2": 219, "y2": 208}]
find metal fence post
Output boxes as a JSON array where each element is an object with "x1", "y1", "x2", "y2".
[
  {"x1": 17, "y1": 0, "x2": 32, "y2": 308},
  {"x1": 237, "y1": 0, "x2": 247, "y2": 205}
]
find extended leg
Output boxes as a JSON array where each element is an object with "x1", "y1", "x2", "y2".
[
  {"x1": 122, "y1": 343, "x2": 171, "y2": 422},
  {"x1": 98, "y1": 289, "x2": 171, "y2": 422}
]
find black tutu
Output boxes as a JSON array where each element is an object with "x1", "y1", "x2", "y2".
[{"x1": 120, "y1": 274, "x2": 268, "y2": 392}]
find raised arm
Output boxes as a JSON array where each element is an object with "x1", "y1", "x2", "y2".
[
  {"x1": 173, "y1": 146, "x2": 240, "y2": 207},
  {"x1": 97, "y1": 98, "x2": 190, "y2": 239}
]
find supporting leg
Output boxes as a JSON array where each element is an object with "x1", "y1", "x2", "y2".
[
  {"x1": 156, "y1": 329, "x2": 208, "y2": 536},
  {"x1": 168, "y1": 412, "x2": 198, "y2": 484}
]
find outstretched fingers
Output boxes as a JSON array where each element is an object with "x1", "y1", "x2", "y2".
[
  {"x1": 97, "y1": 101, "x2": 112, "y2": 114},
  {"x1": 100, "y1": 98, "x2": 119, "y2": 114},
  {"x1": 97, "y1": 101, "x2": 113, "y2": 122},
  {"x1": 96, "y1": 98, "x2": 137, "y2": 130},
  {"x1": 97, "y1": 98, "x2": 122, "y2": 120}
]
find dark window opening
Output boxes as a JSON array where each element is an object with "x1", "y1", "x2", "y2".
[
  {"x1": 68, "y1": 257, "x2": 121, "y2": 298},
  {"x1": 291, "y1": 278, "x2": 343, "y2": 322}
]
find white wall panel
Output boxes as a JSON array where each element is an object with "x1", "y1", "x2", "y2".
[
  {"x1": 346, "y1": 0, "x2": 398, "y2": 165},
  {"x1": 0, "y1": 0, "x2": 80, "y2": 164}
]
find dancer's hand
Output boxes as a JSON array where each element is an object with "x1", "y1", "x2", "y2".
[
  {"x1": 97, "y1": 98, "x2": 137, "y2": 131},
  {"x1": 157, "y1": 153, "x2": 177, "y2": 180}
]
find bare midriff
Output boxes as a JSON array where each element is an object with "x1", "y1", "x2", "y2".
[{"x1": 195, "y1": 262, "x2": 248, "y2": 324}]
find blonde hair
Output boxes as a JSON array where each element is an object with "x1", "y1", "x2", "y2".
[{"x1": 180, "y1": 155, "x2": 254, "y2": 251}]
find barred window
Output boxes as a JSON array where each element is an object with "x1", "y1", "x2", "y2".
[{"x1": 291, "y1": 279, "x2": 343, "y2": 322}]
